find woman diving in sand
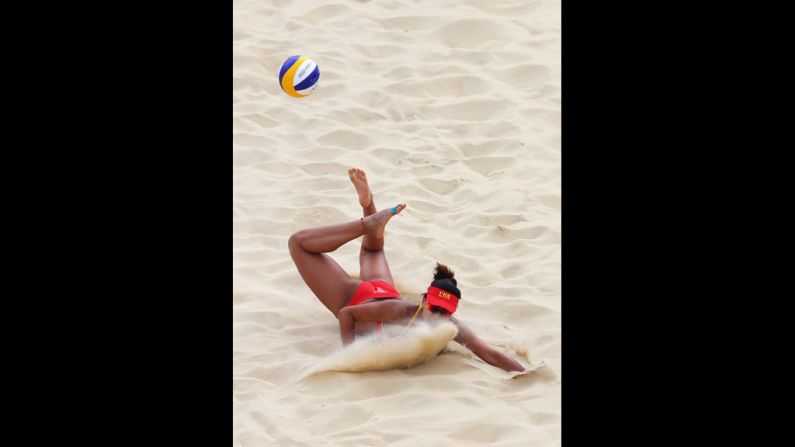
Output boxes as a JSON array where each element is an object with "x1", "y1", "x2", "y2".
[{"x1": 288, "y1": 168, "x2": 525, "y2": 373}]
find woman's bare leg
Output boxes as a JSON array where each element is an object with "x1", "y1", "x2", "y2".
[
  {"x1": 348, "y1": 168, "x2": 401, "y2": 285},
  {"x1": 289, "y1": 204, "x2": 406, "y2": 316},
  {"x1": 349, "y1": 168, "x2": 380, "y2": 248}
]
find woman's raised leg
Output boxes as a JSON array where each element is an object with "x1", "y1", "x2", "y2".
[
  {"x1": 288, "y1": 204, "x2": 405, "y2": 316},
  {"x1": 348, "y1": 168, "x2": 405, "y2": 285}
]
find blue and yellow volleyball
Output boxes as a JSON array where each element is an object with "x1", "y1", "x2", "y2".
[{"x1": 278, "y1": 55, "x2": 320, "y2": 98}]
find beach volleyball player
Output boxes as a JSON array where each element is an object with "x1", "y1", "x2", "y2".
[{"x1": 288, "y1": 168, "x2": 525, "y2": 372}]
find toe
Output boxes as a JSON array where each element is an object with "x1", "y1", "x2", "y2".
[{"x1": 390, "y1": 203, "x2": 406, "y2": 215}]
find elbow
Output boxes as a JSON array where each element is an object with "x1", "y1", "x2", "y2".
[{"x1": 338, "y1": 308, "x2": 355, "y2": 346}]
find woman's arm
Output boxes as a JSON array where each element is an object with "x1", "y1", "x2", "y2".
[
  {"x1": 450, "y1": 317, "x2": 525, "y2": 372},
  {"x1": 337, "y1": 300, "x2": 414, "y2": 346},
  {"x1": 338, "y1": 307, "x2": 356, "y2": 346}
]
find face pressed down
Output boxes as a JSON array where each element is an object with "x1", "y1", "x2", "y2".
[{"x1": 423, "y1": 262, "x2": 461, "y2": 318}]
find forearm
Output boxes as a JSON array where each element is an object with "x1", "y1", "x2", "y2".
[
  {"x1": 338, "y1": 308, "x2": 356, "y2": 346},
  {"x1": 486, "y1": 350, "x2": 525, "y2": 372}
]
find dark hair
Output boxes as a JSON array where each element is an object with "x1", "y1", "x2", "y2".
[
  {"x1": 422, "y1": 262, "x2": 461, "y2": 314},
  {"x1": 432, "y1": 263, "x2": 456, "y2": 282},
  {"x1": 430, "y1": 262, "x2": 460, "y2": 298}
]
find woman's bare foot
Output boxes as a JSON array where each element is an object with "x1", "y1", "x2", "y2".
[
  {"x1": 348, "y1": 167, "x2": 372, "y2": 209},
  {"x1": 362, "y1": 204, "x2": 407, "y2": 239}
]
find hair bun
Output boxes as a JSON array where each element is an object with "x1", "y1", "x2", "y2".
[{"x1": 433, "y1": 262, "x2": 456, "y2": 281}]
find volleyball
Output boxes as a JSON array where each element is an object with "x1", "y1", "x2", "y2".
[{"x1": 278, "y1": 55, "x2": 320, "y2": 98}]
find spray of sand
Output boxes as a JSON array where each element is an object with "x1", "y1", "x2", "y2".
[{"x1": 299, "y1": 321, "x2": 458, "y2": 378}]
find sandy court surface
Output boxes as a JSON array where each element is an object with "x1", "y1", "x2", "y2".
[{"x1": 234, "y1": 0, "x2": 560, "y2": 445}]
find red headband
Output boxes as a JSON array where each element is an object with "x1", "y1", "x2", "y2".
[{"x1": 426, "y1": 286, "x2": 459, "y2": 314}]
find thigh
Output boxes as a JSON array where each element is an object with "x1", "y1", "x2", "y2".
[
  {"x1": 359, "y1": 247, "x2": 395, "y2": 285},
  {"x1": 289, "y1": 236, "x2": 361, "y2": 317}
]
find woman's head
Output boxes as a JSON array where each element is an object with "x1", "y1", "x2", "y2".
[{"x1": 421, "y1": 262, "x2": 461, "y2": 319}]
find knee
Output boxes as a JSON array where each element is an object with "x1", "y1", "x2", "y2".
[{"x1": 288, "y1": 232, "x2": 303, "y2": 252}]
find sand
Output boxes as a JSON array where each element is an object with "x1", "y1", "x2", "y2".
[{"x1": 233, "y1": 0, "x2": 560, "y2": 445}]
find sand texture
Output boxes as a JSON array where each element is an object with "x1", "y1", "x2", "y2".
[{"x1": 234, "y1": 0, "x2": 560, "y2": 445}]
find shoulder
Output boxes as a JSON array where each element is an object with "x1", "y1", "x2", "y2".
[{"x1": 450, "y1": 317, "x2": 472, "y2": 342}]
